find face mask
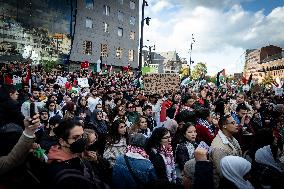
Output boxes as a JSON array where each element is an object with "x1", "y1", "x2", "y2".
[{"x1": 69, "y1": 138, "x2": 87, "y2": 153}]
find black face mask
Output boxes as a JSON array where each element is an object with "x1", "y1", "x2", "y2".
[{"x1": 68, "y1": 138, "x2": 87, "y2": 153}]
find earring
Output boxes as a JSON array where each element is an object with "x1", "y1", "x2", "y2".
[{"x1": 223, "y1": 126, "x2": 226, "y2": 129}]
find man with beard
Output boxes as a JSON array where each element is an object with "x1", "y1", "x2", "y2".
[{"x1": 21, "y1": 87, "x2": 45, "y2": 117}]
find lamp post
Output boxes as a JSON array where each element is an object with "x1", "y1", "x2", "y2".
[
  {"x1": 189, "y1": 34, "x2": 195, "y2": 77},
  {"x1": 138, "y1": 0, "x2": 150, "y2": 73}
]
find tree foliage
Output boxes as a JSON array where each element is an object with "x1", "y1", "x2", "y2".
[
  {"x1": 191, "y1": 62, "x2": 207, "y2": 80},
  {"x1": 262, "y1": 73, "x2": 274, "y2": 86},
  {"x1": 40, "y1": 60, "x2": 58, "y2": 72}
]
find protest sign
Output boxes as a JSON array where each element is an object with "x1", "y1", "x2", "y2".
[
  {"x1": 55, "y1": 76, "x2": 67, "y2": 86},
  {"x1": 275, "y1": 88, "x2": 283, "y2": 96},
  {"x1": 77, "y1": 78, "x2": 89, "y2": 88},
  {"x1": 143, "y1": 73, "x2": 180, "y2": 95}
]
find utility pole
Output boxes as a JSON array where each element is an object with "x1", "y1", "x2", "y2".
[
  {"x1": 189, "y1": 34, "x2": 195, "y2": 77},
  {"x1": 138, "y1": 0, "x2": 150, "y2": 73}
]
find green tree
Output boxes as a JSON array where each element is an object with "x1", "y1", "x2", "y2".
[
  {"x1": 262, "y1": 73, "x2": 274, "y2": 86},
  {"x1": 40, "y1": 59, "x2": 58, "y2": 72},
  {"x1": 191, "y1": 62, "x2": 207, "y2": 80}
]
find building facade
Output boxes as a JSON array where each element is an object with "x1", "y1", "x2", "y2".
[
  {"x1": 244, "y1": 45, "x2": 284, "y2": 82},
  {"x1": 142, "y1": 50, "x2": 184, "y2": 73},
  {"x1": 0, "y1": 0, "x2": 73, "y2": 65},
  {"x1": 70, "y1": 0, "x2": 139, "y2": 69}
]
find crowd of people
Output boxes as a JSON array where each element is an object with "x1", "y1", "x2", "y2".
[{"x1": 0, "y1": 62, "x2": 284, "y2": 189}]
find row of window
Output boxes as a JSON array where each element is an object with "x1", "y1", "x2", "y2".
[
  {"x1": 83, "y1": 41, "x2": 135, "y2": 61},
  {"x1": 86, "y1": 19, "x2": 136, "y2": 39},
  {"x1": 86, "y1": 13, "x2": 135, "y2": 28},
  {"x1": 85, "y1": 0, "x2": 136, "y2": 10}
]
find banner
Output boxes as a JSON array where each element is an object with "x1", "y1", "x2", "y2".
[
  {"x1": 77, "y1": 78, "x2": 89, "y2": 88},
  {"x1": 275, "y1": 88, "x2": 283, "y2": 96},
  {"x1": 55, "y1": 76, "x2": 67, "y2": 86},
  {"x1": 12, "y1": 75, "x2": 22, "y2": 85},
  {"x1": 143, "y1": 73, "x2": 180, "y2": 95}
]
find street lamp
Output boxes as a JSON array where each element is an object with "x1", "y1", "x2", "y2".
[
  {"x1": 189, "y1": 34, "x2": 195, "y2": 77},
  {"x1": 138, "y1": 0, "x2": 150, "y2": 73}
]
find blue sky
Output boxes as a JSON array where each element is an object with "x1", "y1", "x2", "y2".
[{"x1": 142, "y1": 0, "x2": 284, "y2": 75}]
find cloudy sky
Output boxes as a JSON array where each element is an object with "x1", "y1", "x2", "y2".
[{"x1": 141, "y1": 0, "x2": 284, "y2": 75}]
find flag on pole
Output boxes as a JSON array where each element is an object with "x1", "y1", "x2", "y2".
[
  {"x1": 108, "y1": 64, "x2": 113, "y2": 74},
  {"x1": 94, "y1": 59, "x2": 101, "y2": 73},
  {"x1": 247, "y1": 73, "x2": 253, "y2": 87}
]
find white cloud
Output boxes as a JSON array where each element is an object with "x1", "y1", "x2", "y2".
[
  {"x1": 142, "y1": 1, "x2": 284, "y2": 75},
  {"x1": 151, "y1": 1, "x2": 173, "y2": 13}
]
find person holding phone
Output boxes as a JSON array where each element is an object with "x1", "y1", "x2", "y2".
[{"x1": 0, "y1": 114, "x2": 41, "y2": 175}]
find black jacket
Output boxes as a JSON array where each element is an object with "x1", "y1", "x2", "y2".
[{"x1": 148, "y1": 148, "x2": 168, "y2": 181}]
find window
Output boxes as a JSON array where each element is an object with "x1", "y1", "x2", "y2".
[
  {"x1": 129, "y1": 50, "x2": 134, "y2": 61},
  {"x1": 130, "y1": 31, "x2": 135, "y2": 40},
  {"x1": 130, "y1": 16, "x2": 135, "y2": 25},
  {"x1": 118, "y1": 27, "x2": 123, "y2": 37},
  {"x1": 118, "y1": 11, "x2": 124, "y2": 21},
  {"x1": 85, "y1": 0, "x2": 94, "y2": 9},
  {"x1": 103, "y1": 22, "x2": 109, "y2": 33},
  {"x1": 130, "y1": 1, "x2": 135, "y2": 9},
  {"x1": 86, "y1": 18, "x2": 93, "y2": 28},
  {"x1": 118, "y1": 0, "x2": 123, "y2": 5},
  {"x1": 116, "y1": 47, "x2": 123, "y2": 59},
  {"x1": 83, "y1": 41, "x2": 92, "y2": 55},
  {"x1": 104, "y1": 5, "x2": 110, "y2": 16},
  {"x1": 101, "y1": 44, "x2": 108, "y2": 57}
]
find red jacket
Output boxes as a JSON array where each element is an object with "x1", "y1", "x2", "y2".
[{"x1": 160, "y1": 100, "x2": 172, "y2": 122}]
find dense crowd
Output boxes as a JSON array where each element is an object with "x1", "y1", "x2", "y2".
[{"x1": 0, "y1": 63, "x2": 284, "y2": 189}]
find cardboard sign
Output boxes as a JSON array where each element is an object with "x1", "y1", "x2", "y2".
[
  {"x1": 143, "y1": 74, "x2": 180, "y2": 95},
  {"x1": 55, "y1": 76, "x2": 67, "y2": 86},
  {"x1": 275, "y1": 88, "x2": 283, "y2": 96},
  {"x1": 77, "y1": 78, "x2": 89, "y2": 88}
]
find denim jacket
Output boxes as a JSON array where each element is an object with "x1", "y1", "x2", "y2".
[{"x1": 112, "y1": 152, "x2": 157, "y2": 189}]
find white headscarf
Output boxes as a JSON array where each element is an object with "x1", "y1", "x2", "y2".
[
  {"x1": 221, "y1": 156, "x2": 254, "y2": 189},
  {"x1": 255, "y1": 145, "x2": 282, "y2": 172}
]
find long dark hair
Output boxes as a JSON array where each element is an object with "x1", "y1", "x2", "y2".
[
  {"x1": 179, "y1": 122, "x2": 196, "y2": 143},
  {"x1": 0, "y1": 85, "x2": 17, "y2": 102},
  {"x1": 146, "y1": 127, "x2": 169, "y2": 153},
  {"x1": 106, "y1": 119, "x2": 128, "y2": 144}
]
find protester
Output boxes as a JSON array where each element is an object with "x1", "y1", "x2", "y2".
[
  {"x1": 146, "y1": 127, "x2": 176, "y2": 183},
  {"x1": 112, "y1": 133, "x2": 157, "y2": 189}
]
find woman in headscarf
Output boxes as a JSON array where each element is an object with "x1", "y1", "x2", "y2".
[
  {"x1": 253, "y1": 144, "x2": 284, "y2": 188},
  {"x1": 88, "y1": 109, "x2": 108, "y2": 156},
  {"x1": 220, "y1": 155, "x2": 254, "y2": 189}
]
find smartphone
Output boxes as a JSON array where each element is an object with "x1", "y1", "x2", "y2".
[{"x1": 30, "y1": 102, "x2": 35, "y2": 122}]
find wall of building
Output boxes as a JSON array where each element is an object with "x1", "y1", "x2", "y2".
[
  {"x1": 0, "y1": 0, "x2": 74, "y2": 64},
  {"x1": 260, "y1": 45, "x2": 282, "y2": 62},
  {"x1": 70, "y1": 0, "x2": 139, "y2": 68},
  {"x1": 256, "y1": 57, "x2": 284, "y2": 82}
]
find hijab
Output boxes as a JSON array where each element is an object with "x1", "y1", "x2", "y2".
[
  {"x1": 255, "y1": 145, "x2": 282, "y2": 172},
  {"x1": 221, "y1": 156, "x2": 254, "y2": 189}
]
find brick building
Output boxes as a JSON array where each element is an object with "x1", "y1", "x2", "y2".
[{"x1": 244, "y1": 45, "x2": 284, "y2": 82}]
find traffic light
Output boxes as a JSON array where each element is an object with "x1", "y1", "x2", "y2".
[{"x1": 145, "y1": 17, "x2": 151, "y2": 26}]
